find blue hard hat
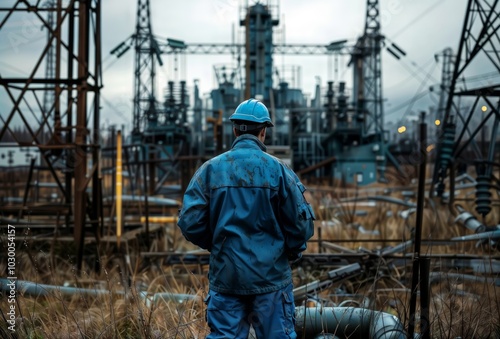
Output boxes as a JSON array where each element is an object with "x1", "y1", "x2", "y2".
[{"x1": 229, "y1": 99, "x2": 274, "y2": 127}]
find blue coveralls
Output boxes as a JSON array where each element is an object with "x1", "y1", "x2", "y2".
[{"x1": 178, "y1": 134, "x2": 315, "y2": 338}]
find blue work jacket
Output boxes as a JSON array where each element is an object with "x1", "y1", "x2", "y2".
[{"x1": 178, "y1": 134, "x2": 315, "y2": 295}]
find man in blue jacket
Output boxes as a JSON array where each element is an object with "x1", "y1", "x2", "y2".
[{"x1": 178, "y1": 98, "x2": 315, "y2": 338}]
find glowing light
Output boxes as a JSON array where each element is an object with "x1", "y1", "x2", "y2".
[
  {"x1": 426, "y1": 144, "x2": 435, "y2": 152},
  {"x1": 397, "y1": 126, "x2": 406, "y2": 134},
  {"x1": 481, "y1": 105, "x2": 488, "y2": 112},
  {"x1": 434, "y1": 119, "x2": 441, "y2": 126}
]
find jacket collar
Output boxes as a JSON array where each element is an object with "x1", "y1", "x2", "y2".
[{"x1": 231, "y1": 134, "x2": 267, "y2": 152}]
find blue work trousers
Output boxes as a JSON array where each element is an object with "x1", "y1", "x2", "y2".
[{"x1": 204, "y1": 283, "x2": 297, "y2": 339}]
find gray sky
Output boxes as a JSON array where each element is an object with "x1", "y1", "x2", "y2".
[{"x1": 1, "y1": 0, "x2": 469, "y2": 132}]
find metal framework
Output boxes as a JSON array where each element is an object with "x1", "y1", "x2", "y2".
[
  {"x1": 434, "y1": 48, "x2": 455, "y2": 127},
  {"x1": 111, "y1": 0, "x2": 193, "y2": 196},
  {"x1": 0, "y1": 0, "x2": 102, "y2": 270},
  {"x1": 432, "y1": 0, "x2": 500, "y2": 218},
  {"x1": 109, "y1": 0, "x2": 163, "y2": 136},
  {"x1": 351, "y1": 0, "x2": 385, "y2": 139},
  {"x1": 158, "y1": 42, "x2": 354, "y2": 56}
]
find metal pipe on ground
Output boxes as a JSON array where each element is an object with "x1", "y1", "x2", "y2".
[
  {"x1": 0, "y1": 278, "x2": 199, "y2": 304},
  {"x1": 295, "y1": 306, "x2": 406, "y2": 339}
]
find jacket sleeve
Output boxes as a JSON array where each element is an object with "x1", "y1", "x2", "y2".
[
  {"x1": 177, "y1": 171, "x2": 212, "y2": 251},
  {"x1": 279, "y1": 169, "x2": 315, "y2": 256}
]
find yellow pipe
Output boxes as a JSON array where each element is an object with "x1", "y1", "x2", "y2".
[
  {"x1": 116, "y1": 130, "x2": 122, "y2": 248},
  {"x1": 140, "y1": 216, "x2": 178, "y2": 223}
]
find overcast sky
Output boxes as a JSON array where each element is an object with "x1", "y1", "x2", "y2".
[{"x1": 1, "y1": 0, "x2": 470, "y2": 132}]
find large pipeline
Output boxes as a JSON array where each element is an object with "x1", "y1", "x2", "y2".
[{"x1": 295, "y1": 306, "x2": 406, "y2": 339}]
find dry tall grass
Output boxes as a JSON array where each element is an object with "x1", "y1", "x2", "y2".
[{"x1": 1, "y1": 177, "x2": 499, "y2": 338}]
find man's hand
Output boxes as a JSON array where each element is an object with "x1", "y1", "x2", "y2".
[{"x1": 287, "y1": 252, "x2": 302, "y2": 264}]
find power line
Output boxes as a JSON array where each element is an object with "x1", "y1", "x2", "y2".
[{"x1": 390, "y1": 0, "x2": 451, "y2": 40}]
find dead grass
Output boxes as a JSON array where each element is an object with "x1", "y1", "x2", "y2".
[{"x1": 1, "y1": 175, "x2": 499, "y2": 338}]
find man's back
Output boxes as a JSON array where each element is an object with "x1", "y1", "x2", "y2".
[
  {"x1": 178, "y1": 134, "x2": 314, "y2": 295},
  {"x1": 205, "y1": 135, "x2": 296, "y2": 294}
]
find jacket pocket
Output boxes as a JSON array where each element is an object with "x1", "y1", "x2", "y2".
[
  {"x1": 298, "y1": 202, "x2": 315, "y2": 221},
  {"x1": 281, "y1": 287, "x2": 297, "y2": 337}
]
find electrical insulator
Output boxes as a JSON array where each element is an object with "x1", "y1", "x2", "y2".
[
  {"x1": 475, "y1": 173, "x2": 492, "y2": 217},
  {"x1": 439, "y1": 121, "x2": 455, "y2": 174}
]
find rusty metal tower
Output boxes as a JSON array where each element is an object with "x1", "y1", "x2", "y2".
[{"x1": 0, "y1": 0, "x2": 103, "y2": 270}]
